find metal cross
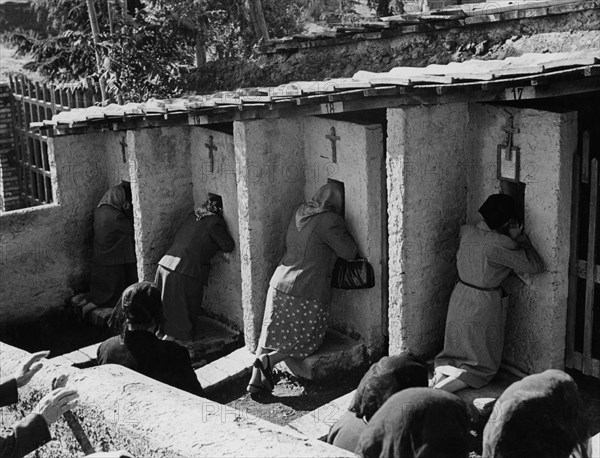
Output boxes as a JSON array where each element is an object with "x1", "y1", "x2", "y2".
[
  {"x1": 119, "y1": 136, "x2": 127, "y2": 163},
  {"x1": 205, "y1": 135, "x2": 218, "y2": 172},
  {"x1": 325, "y1": 127, "x2": 340, "y2": 163}
]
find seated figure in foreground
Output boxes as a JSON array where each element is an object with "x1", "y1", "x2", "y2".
[
  {"x1": 97, "y1": 282, "x2": 204, "y2": 397},
  {"x1": 482, "y1": 369, "x2": 589, "y2": 458},
  {"x1": 327, "y1": 352, "x2": 428, "y2": 453},
  {"x1": 356, "y1": 387, "x2": 470, "y2": 458}
]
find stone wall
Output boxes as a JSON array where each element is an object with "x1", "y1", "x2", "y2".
[
  {"x1": 0, "y1": 131, "x2": 125, "y2": 322},
  {"x1": 190, "y1": 126, "x2": 243, "y2": 329},
  {"x1": 303, "y1": 116, "x2": 386, "y2": 355},
  {"x1": 0, "y1": 84, "x2": 20, "y2": 212},
  {"x1": 466, "y1": 104, "x2": 576, "y2": 373},
  {"x1": 0, "y1": 342, "x2": 354, "y2": 457},
  {"x1": 129, "y1": 127, "x2": 194, "y2": 282},
  {"x1": 189, "y1": 9, "x2": 599, "y2": 93},
  {"x1": 235, "y1": 118, "x2": 306, "y2": 350},
  {"x1": 387, "y1": 104, "x2": 469, "y2": 358}
]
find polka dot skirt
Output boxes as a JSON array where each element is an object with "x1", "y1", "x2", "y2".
[{"x1": 258, "y1": 286, "x2": 328, "y2": 359}]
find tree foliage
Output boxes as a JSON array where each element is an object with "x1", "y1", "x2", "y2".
[{"x1": 8, "y1": 0, "x2": 305, "y2": 101}]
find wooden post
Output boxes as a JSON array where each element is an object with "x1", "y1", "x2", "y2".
[
  {"x1": 583, "y1": 158, "x2": 598, "y2": 375},
  {"x1": 566, "y1": 155, "x2": 581, "y2": 368},
  {"x1": 107, "y1": 0, "x2": 115, "y2": 35},
  {"x1": 247, "y1": 0, "x2": 270, "y2": 43}
]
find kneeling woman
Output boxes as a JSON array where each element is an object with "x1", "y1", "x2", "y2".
[
  {"x1": 98, "y1": 282, "x2": 204, "y2": 397},
  {"x1": 432, "y1": 194, "x2": 544, "y2": 393},
  {"x1": 246, "y1": 183, "x2": 358, "y2": 393}
]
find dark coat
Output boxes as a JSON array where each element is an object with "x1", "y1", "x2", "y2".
[
  {"x1": 269, "y1": 211, "x2": 357, "y2": 304},
  {"x1": 93, "y1": 182, "x2": 136, "y2": 266},
  {"x1": 327, "y1": 411, "x2": 368, "y2": 453},
  {"x1": 159, "y1": 214, "x2": 235, "y2": 284},
  {"x1": 0, "y1": 378, "x2": 51, "y2": 458},
  {"x1": 97, "y1": 330, "x2": 204, "y2": 397}
]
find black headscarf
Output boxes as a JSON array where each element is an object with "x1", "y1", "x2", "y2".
[
  {"x1": 108, "y1": 281, "x2": 163, "y2": 333},
  {"x1": 349, "y1": 352, "x2": 429, "y2": 421},
  {"x1": 482, "y1": 369, "x2": 589, "y2": 458},
  {"x1": 356, "y1": 387, "x2": 470, "y2": 458},
  {"x1": 478, "y1": 194, "x2": 515, "y2": 230}
]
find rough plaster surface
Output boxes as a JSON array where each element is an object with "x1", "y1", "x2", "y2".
[
  {"x1": 130, "y1": 127, "x2": 194, "y2": 281},
  {"x1": 234, "y1": 118, "x2": 306, "y2": 350},
  {"x1": 303, "y1": 117, "x2": 385, "y2": 355},
  {"x1": 190, "y1": 127, "x2": 243, "y2": 329},
  {"x1": 0, "y1": 132, "x2": 126, "y2": 322},
  {"x1": 0, "y1": 342, "x2": 354, "y2": 457},
  {"x1": 387, "y1": 104, "x2": 469, "y2": 358},
  {"x1": 467, "y1": 104, "x2": 576, "y2": 373}
]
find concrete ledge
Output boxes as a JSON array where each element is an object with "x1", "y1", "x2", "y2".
[
  {"x1": 288, "y1": 390, "x2": 355, "y2": 440},
  {"x1": 195, "y1": 347, "x2": 255, "y2": 393},
  {"x1": 280, "y1": 330, "x2": 366, "y2": 382},
  {"x1": 1, "y1": 342, "x2": 355, "y2": 457}
]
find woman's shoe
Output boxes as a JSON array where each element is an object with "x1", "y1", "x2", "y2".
[
  {"x1": 253, "y1": 357, "x2": 274, "y2": 392},
  {"x1": 246, "y1": 382, "x2": 263, "y2": 394}
]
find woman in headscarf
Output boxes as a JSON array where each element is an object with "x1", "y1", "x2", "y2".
[
  {"x1": 432, "y1": 194, "x2": 544, "y2": 393},
  {"x1": 97, "y1": 282, "x2": 204, "y2": 397},
  {"x1": 327, "y1": 352, "x2": 429, "y2": 452},
  {"x1": 73, "y1": 181, "x2": 138, "y2": 319},
  {"x1": 356, "y1": 387, "x2": 470, "y2": 458},
  {"x1": 246, "y1": 183, "x2": 358, "y2": 393},
  {"x1": 482, "y1": 369, "x2": 589, "y2": 458},
  {"x1": 155, "y1": 197, "x2": 235, "y2": 344}
]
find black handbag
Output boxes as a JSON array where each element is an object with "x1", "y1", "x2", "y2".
[{"x1": 331, "y1": 257, "x2": 375, "y2": 289}]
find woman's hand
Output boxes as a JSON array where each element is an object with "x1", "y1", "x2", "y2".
[
  {"x1": 14, "y1": 351, "x2": 50, "y2": 388},
  {"x1": 508, "y1": 221, "x2": 523, "y2": 240}
]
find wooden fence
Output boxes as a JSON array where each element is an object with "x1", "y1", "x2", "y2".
[
  {"x1": 566, "y1": 127, "x2": 600, "y2": 378},
  {"x1": 8, "y1": 75, "x2": 106, "y2": 207}
]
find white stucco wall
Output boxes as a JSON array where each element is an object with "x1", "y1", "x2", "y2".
[
  {"x1": 466, "y1": 104, "x2": 576, "y2": 373},
  {"x1": 129, "y1": 127, "x2": 194, "y2": 282},
  {"x1": 190, "y1": 127, "x2": 243, "y2": 329},
  {"x1": 0, "y1": 131, "x2": 129, "y2": 322},
  {"x1": 235, "y1": 118, "x2": 306, "y2": 350},
  {"x1": 387, "y1": 104, "x2": 469, "y2": 358},
  {"x1": 303, "y1": 117, "x2": 386, "y2": 355}
]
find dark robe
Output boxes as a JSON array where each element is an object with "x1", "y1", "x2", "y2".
[
  {"x1": 356, "y1": 388, "x2": 470, "y2": 458},
  {"x1": 482, "y1": 369, "x2": 589, "y2": 458},
  {"x1": 97, "y1": 330, "x2": 204, "y2": 397},
  {"x1": 156, "y1": 213, "x2": 234, "y2": 340},
  {"x1": 89, "y1": 182, "x2": 137, "y2": 308},
  {"x1": 0, "y1": 378, "x2": 51, "y2": 458},
  {"x1": 327, "y1": 411, "x2": 368, "y2": 453},
  {"x1": 328, "y1": 353, "x2": 429, "y2": 453}
]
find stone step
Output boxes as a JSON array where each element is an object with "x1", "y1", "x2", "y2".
[
  {"x1": 280, "y1": 329, "x2": 366, "y2": 382},
  {"x1": 288, "y1": 390, "x2": 356, "y2": 440},
  {"x1": 452, "y1": 368, "x2": 521, "y2": 430},
  {"x1": 195, "y1": 347, "x2": 256, "y2": 394}
]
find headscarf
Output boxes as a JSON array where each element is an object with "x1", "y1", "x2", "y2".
[
  {"x1": 108, "y1": 281, "x2": 163, "y2": 333},
  {"x1": 356, "y1": 388, "x2": 470, "y2": 458},
  {"x1": 349, "y1": 352, "x2": 429, "y2": 421},
  {"x1": 194, "y1": 198, "x2": 221, "y2": 220},
  {"x1": 478, "y1": 194, "x2": 516, "y2": 230},
  {"x1": 482, "y1": 369, "x2": 589, "y2": 458},
  {"x1": 295, "y1": 183, "x2": 343, "y2": 230},
  {"x1": 98, "y1": 181, "x2": 132, "y2": 213}
]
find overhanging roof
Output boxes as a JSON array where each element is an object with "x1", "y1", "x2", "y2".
[{"x1": 37, "y1": 51, "x2": 600, "y2": 136}]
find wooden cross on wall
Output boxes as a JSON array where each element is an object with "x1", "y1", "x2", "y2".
[
  {"x1": 205, "y1": 135, "x2": 218, "y2": 172},
  {"x1": 325, "y1": 127, "x2": 340, "y2": 163},
  {"x1": 119, "y1": 136, "x2": 127, "y2": 163}
]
